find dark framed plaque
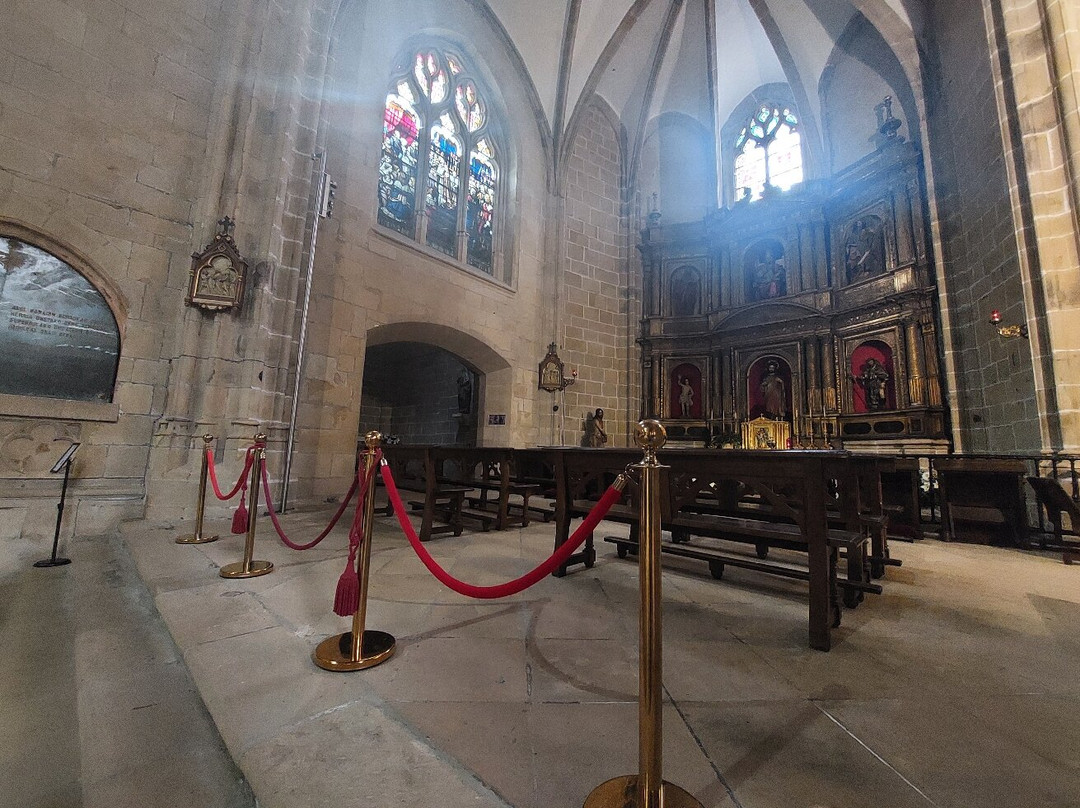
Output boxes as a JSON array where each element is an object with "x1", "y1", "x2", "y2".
[{"x1": 186, "y1": 217, "x2": 247, "y2": 312}]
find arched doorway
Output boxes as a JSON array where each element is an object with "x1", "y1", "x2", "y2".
[{"x1": 360, "y1": 342, "x2": 478, "y2": 446}]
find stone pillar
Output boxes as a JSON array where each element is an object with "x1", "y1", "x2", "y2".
[{"x1": 984, "y1": 0, "x2": 1080, "y2": 448}]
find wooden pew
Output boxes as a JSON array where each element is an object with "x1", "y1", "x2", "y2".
[
  {"x1": 510, "y1": 448, "x2": 558, "y2": 523},
  {"x1": 659, "y1": 451, "x2": 878, "y2": 611},
  {"x1": 379, "y1": 446, "x2": 470, "y2": 541},
  {"x1": 432, "y1": 446, "x2": 541, "y2": 530},
  {"x1": 1026, "y1": 476, "x2": 1080, "y2": 562},
  {"x1": 554, "y1": 448, "x2": 878, "y2": 651},
  {"x1": 552, "y1": 449, "x2": 639, "y2": 576},
  {"x1": 935, "y1": 458, "x2": 1028, "y2": 546},
  {"x1": 878, "y1": 457, "x2": 923, "y2": 541}
]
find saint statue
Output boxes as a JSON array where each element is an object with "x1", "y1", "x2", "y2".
[
  {"x1": 751, "y1": 248, "x2": 785, "y2": 301},
  {"x1": 585, "y1": 408, "x2": 608, "y2": 448},
  {"x1": 858, "y1": 357, "x2": 890, "y2": 410},
  {"x1": 678, "y1": 377, "x2": 694, "y2": 417},
  {"x1": 845, "y1": 219, "x2": 885, "y2": 283},
  {"x1": 760, "y1": 360, "x2": 786, "y2": 419},
  {"x1": 456, "y1": 369, "x2": 473, "y2": 414}
]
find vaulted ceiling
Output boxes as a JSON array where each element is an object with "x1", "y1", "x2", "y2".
[{"x1": 482, "y1": 0, "x2": 920, "y2": 149}]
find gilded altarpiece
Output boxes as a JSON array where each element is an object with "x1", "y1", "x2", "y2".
[{"x1": 638, "y1": 141, "x2": 947, "y2": 450}]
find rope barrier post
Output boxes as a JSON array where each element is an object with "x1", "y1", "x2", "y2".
[
  {"x1": 220, "y1": 433, "x2": 274, "y2": 579},
  {"x1": 177, "y1": 434, "x2": 219, "y2": 545},
  {"x1": 584, "y1": 420, "x2": 702, "y2": 808},
  {"x1": 314, "y1": 431, "x2": 396, "y2": 671}
]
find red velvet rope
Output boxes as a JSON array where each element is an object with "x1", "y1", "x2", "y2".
[
  {"x1": 207, "y1": 448, "x2": 254, "y2": 501},
  {"x1": 380, "y1": 460, "x2": 624, "y2": 599},
  {"x1": 260, "y1": 462, "x2": 367, "y2": 551}
]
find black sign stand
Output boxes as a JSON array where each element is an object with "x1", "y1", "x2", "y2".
[{"x1": 34, "y1": 442, "x2": 80, "y2": 569}]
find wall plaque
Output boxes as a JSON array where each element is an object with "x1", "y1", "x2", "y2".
[
  {"x1": 186, "y1": 216, "x2": 247, "y2": 312},
  {"x1": 0, "y1": 236, "x2": 120, "y2": 402}
]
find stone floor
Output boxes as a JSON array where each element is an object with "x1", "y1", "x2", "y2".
[
  {"x1": 9, "y1": 499, "x2": 1080, "y2": 808},
  {"x1": 0, "y1": 530, "x2": 254, "y2": 808}
]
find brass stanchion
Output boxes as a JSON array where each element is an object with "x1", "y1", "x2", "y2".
[
  {"x1": 219, "y1": 433, "x2": 274, "y2": 579},
  {"x1": 177, "y1": 434, "x2": 219, "y2": 545},
  {"x1": 585, "y1": 420, "x2": 703, "y2": 808},
  {"x1": 314, "y1": 431, "x2": 396, "y2": 671}
]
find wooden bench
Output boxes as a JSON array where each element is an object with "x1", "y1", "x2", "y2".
[
  {"x1": 1026, "y1": 475, "x2": 1080, "y2": 563},
  {"x1": 936, "y1": 458, "x2": 1028, "y2": 546},
  {"x1": 554, "y1": 448, "x2": 882, "y2": 651},
  {"x1": 380, "y1": 446, "x2": 471, "y2": 541},
  {"x1": 878, "y1": 457, "x2": 923, "y2": 541},
  {"x1": 510, "y1": 448, "x2": 558, "y2": 523},
  {"x1": 664, "y1": 453, "x2": 880, "y2": 608},
  {"x1": 432, "y1": 446, "x2": 541, "y2": 529}
]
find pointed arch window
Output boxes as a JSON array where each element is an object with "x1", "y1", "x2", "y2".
[
  {"x1": 733, "y1": 104, "x2": 802, "y2": 202},
  {"x1": 377, "y1": 47, "x2": 501, "y2": 274}
]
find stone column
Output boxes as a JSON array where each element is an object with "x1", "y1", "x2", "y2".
[{"x1": 984, "y1": 0, "x2": 1080, "y2": 448}]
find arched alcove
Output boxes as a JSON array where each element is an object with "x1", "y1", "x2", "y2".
[{"x1": 363, "y1": 322, "x2": 512, "y2": 445}]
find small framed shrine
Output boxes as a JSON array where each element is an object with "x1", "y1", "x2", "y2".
[
  {"x1": 538, "y1": 343, "x2": 575, "y2": 392},
  {"x1": 742, "y1": 416, "x2": 790, "y2": 450},
  {"x1": 186, "y1": 217, "x2": 247, "y2": 312}
]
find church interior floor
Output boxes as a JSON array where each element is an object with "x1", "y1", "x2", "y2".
[{"x1": 8, "y1": 503, "x2": 1080, "y2": 808}]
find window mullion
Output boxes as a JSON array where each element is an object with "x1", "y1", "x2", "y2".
[{"x1": 416, "y1": 108, "x2": 432, "y2": 244}]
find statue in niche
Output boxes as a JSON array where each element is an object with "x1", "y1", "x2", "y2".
[
  {"x1": 844, "y1": 218, "x2": 886, "y2": 283},
  {"x1": 748, "y1": 244, "x2": 786, "y2": 301},
  {"x1": 678, "y1": 377, "x2": 694, "y2": 417},
  {"x1": 857, "y1": 357, "x2": 890, "y2": 410},
  {"x1": 456, "y1": 369, "x2": 473, "y2": 414},
  {"x1": 584, "y1": 408, "x2": 608, "y2": 447},
  {"x1": 760, "y1": 360, "x2": 787, "y2": 419},
  {"x1": 670, "y1": 267, "x2": 700, "y2": 316}
]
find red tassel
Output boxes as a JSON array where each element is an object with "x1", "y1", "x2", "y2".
[
  {"x1": 231, "y1": 497, "x2": 249, "y2": 534},
  {"x1": 333, "y1": 563, "x2": 359, "y2": 617}
]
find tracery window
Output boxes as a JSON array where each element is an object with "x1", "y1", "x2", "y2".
[
  {"x1": 377, "y1": 47, "x2": 500, "y2": 274},
  {"x1": 733, "y1": 104, "x2": 802, "y2": 202}
]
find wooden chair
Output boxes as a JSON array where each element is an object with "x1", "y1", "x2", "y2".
[{"x1": 1026, "y1": 476, "x2": 1080, "y2": 564}]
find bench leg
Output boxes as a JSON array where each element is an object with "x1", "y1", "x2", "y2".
[
  {"x1": 843, "y1": 546, "x2": 866, "y2": 609},
  {"x1": 450, "y1": 493, "x2": 464, "y2": 537},
  {"x1": 520, "y1": 492, "x2": 532, "y2": 528}
]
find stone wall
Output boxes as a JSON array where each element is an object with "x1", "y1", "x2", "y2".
[
  {"x1": 559, "y1": 101, "x2": 634, "y2": 447},
  {"x1": 925, "y1": 0, "x2": 1041, "y2": 452},
  {"x1": 0, "y1": 0, "x2": 238, "y2": 539}
]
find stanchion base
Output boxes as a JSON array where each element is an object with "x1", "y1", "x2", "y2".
[
  {"x1": 219, "y1": 559, "x2": 274, "y2": 578},
  {"x1": 33, "y1": 557, "x2": 72, "y2": 568},
  {"x1": 584, "y1": 776, "x2": 703, "y2": 808},
  {"x1": 313, "y1": 630, "x2": 396, "y2": 672},
  {"x1": 176, "y1": 533, "x2": 219, "y2": 545}
]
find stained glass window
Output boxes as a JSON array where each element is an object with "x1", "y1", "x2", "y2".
[
  {"x1": 455, "y1": 81, "x2": 485, "y2": 132},
  {"x1": 733, "y1": 104, "x2": 802, "y2": 202},
  {"x1": 377, "y1": 47, "x2": 500, "y2": 274},
  {"x1": 467, "y1": 139, "x2": 496, "y2": 272},
  {"x1": 426, "y1": 115, "x2": 461, "y2": 257},
  {"x1": 377, "y1": 86, "x2": 421, "y2": 236}
]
